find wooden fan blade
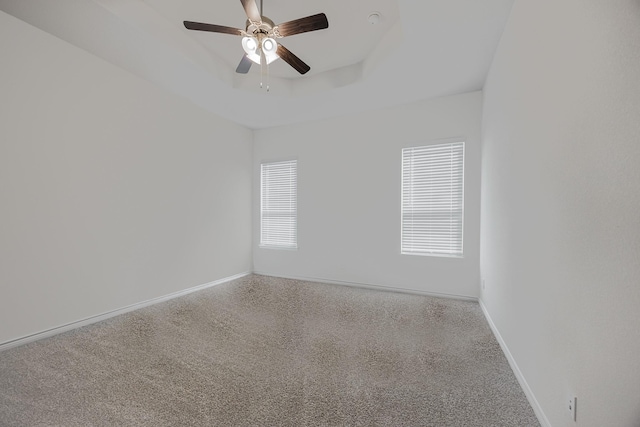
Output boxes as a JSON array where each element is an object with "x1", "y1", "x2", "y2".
[
  {"x1": 240, "y1": 0, "x2": 261, "y2": 23},
  {"x1": 277, "y1": 44, "x2": 310, "y2": 75},
  {"x1": 236, "y1": 55, "x2": 253, "y2": 74},
  {"x1": 183, "y1": 21, "x2": 243, "y2": 36},
  {"x1": 276, "y1": 13, "x2": 328, "y2": 37}
]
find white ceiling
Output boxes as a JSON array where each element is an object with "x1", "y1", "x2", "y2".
[{"x1": 0, "y1": 0, "x2": 514, "y2": 129}]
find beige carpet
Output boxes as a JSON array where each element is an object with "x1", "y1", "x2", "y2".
[{"x1": 0, "y1": 275, "x2": 539, "y2": 426}]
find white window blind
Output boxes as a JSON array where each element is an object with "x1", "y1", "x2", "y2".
[
  {"x1": 401, "y1": 142, "x2": 464, "y2": 257},
  {"x1": 261, "y1": 160, "x2": 297, "y2": 249}
]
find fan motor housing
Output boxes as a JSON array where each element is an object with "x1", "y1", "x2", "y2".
[{"x1": 246, "y1": 16, "x2": 275, "y2": 35}]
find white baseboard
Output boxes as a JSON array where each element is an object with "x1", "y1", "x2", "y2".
[
  {"x1": 253, "y1": 271, "x2": 478, "y2": 302},
  {"x1": 479, "y1": 299, "x2": 551, "y2": 427},
  {"x1": 0, "y1": 271, "x2": 251, "y2": 353}
]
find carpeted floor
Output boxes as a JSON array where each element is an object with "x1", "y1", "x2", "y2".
[{"x1": 0, "y1": 275, "x2": 539, "y2": 426}]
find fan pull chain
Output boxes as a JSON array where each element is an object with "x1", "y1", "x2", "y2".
[
  {"x1": 260, "y1": 48, "x2": 264, "y2": 89},
  {"x1": 258, "y1": 46, "x2": 269, "y2": 92}
]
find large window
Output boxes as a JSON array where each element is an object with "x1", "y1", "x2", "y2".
[
  {"x1": 401, "y1": 142, "x2": 464, "y2": 257},
  {"x1": 260, "y1": 160, "x2": 297, "y2": 249}
]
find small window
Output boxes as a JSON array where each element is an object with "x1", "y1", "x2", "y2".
[
  {"x1": 261, "y1": 160, "x2": 297, "y2": 249},
  {"x1": 401, "y1": 142, "x2": 464, "y2": 257}
]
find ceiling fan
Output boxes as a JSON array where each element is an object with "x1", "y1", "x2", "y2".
[{"x1": 183, "y1": 0, "x2": 329, "y2": 77}]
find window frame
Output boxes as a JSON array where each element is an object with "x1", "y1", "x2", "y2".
[
  {"x1": 260, "y1": 159, "x2": 298, "y2": 250},
  {"x1": 401, "y1": 140, "x2": 465, "y2": 258}
]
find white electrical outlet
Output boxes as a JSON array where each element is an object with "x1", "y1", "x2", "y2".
[{"x1": 568, "y1": 396, "x2": 577, "y2": 422}]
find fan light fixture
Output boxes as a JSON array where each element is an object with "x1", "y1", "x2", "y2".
[
  {"x1": 242, "y1": 36, "x2": 278, "y2": 65},
  {"x1": 262, "y1": 37, "x2": 276, "y2": 53}
]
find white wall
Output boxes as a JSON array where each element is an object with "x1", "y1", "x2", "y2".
[
  {"x1": 481, "y1": 1, "x2": 640, "y2": 426},
  {"x1": 254, "y1": 92, "x2": 482, "y2": 298},
  {"x1": 0, "y1": 11, "x2": 253, "y2": 345}
]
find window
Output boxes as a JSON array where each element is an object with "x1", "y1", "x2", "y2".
[
  {"x1": 261, "y1": 160, "x2": 297, "y2": 249},
  {"x1": 401, "y1": 142, "x2": 464, "y2": 257}
]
